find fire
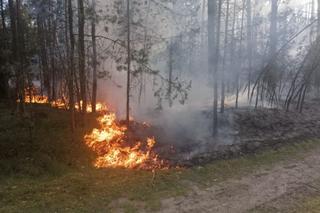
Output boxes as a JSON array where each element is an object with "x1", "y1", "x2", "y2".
[
  {"x1": 22, "y1": 86, "x2": 167, "y2": 169},
  {"x1": 51, "y1": 98, "x2": 68, "y2": 109},
  {"x1": 75, "y1": 101, "x2": 108, "y2": 113},
  {"x1": 25, "y1": 94, "x2": 49, "y2": 104},
  {"x1": 22, "y1": 87, "x2": 49, "y2": 104},
  {"x1": 22, "y1": 87, "x2": 107, "y2": 113},
  {"x1": 84, "y1": 110, "x2": 166, "y2": 169}
]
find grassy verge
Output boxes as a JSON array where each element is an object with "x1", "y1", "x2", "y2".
[{"x1": 0, "y1": 103, "x2": 319, "y2": 212}]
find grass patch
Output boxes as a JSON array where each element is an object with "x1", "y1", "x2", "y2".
[{"x1": 0, "y1": 103, "x2": 320, "y2": 212}]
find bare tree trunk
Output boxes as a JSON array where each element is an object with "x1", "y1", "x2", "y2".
[
  {"x1": 255, "y1": 81, "x2": 260, "y2": 108},
  {"x1": 230, "y1": 0, "x2": 237, "y2": 107},
  {"x1": 37, "y1": 16, "x2": 50, "y2": 101},
  {"x1": 0, "y1": 0, "x2": 6, "y2": 32},
  {"x1": 68, "y1": 0, "x2": 75, "y2": 131},
  {"x1": 49, "y1": 0, "x2": 57, "y2": 101},
  {"x1": 214, "y1": 0, "x2": 222, "y2": 133},
  {"x1": 236, "y1": 0, "x2": 246, "y2": 109},
  {"x1": 0, "y1": 0, "x2": 8, "y2": 99},
  {"x1": 9, "y1": 0, "x2": 19, "y2": 110},
  {"x1": 91, "y1": 0, "x2": 97, "y2": 113},
  {"x1": 78, "y1": 0, "x2": 86, "y2": 114},
  {"x1": 168, "y1": 41, "x2": 173, "y2": 107},
  {"x1": 310, "y1": 0, "x2": 315, "y2": 41},
  {"x1": 299, "y1": 85, "x2": 307, "y2": 113},
  {"x1": 270, "y1": 0, "x2": 278, "y2": 57},
  {"x1": 208, "y1": 0, "x2": 220, "y2": 136},
  {"x1": 221, "y1": 0, "x2": 230, "y2": 113},
  {"x1": 201, "y1": 0, "x2": 207, "y2": 50},
  {"x1": 126, "y1": 0, "x2": 131, "y2": 127},
  {"x1": 246, "y1": 0, "x2": 253, "y2": 100},
  {"x1": 16, "y1": 0, "x2": 25, "y2": 114},
  {"x1": 318, "y1": 0, "x2": 320, "y2": 35},
  {"x1": 208, "y1": 0, "x2": 216, "y2": 135}
]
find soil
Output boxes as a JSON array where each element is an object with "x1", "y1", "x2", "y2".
[{"x1": 158, "y1": 143, "x2": 320, "y2": 213}]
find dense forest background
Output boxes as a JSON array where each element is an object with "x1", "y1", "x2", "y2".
[{"x1": 1, "y1": 0, "x2": 320, "y2": 135}]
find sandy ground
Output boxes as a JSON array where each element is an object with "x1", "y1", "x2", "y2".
[{"x1": 159, "y1": 146, "x2": 320, "y2": 213}]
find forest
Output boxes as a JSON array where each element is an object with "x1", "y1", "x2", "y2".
[{"x1": 1, "y1": 0, "x2": 320, "y2": 212}]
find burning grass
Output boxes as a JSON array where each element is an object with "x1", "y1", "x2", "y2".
[
  {"x1": 22, "y1": 87, "x2": 107, "y2": 112},
  {"x1": 21, "y1": 87, "x2": 169, "y2": 170},
  {"x1": 84, "y1": 111, "x2": 168, "y2": 170}
]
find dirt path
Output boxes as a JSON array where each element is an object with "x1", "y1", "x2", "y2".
[{"x1": 159, "y1": 146, "x2": 320, "y2": 213}]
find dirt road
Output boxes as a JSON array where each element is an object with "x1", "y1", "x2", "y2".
[{"x1": 159, "y1": 146, "x2": 320, "y2": 213}]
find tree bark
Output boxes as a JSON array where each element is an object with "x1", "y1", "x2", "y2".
[
  {"x1": 270, "y1": 0, "x2": 278, "y2": 57},
  {"x1": 91, "y1": 0, "x2": 98, "y2": 113},
  {"x1": 8, "y1": 0, "x2": 18, "y2": 103},
  {"x1": 78, "y1": 0, "x2": 86, "y2": 114},
  {"x1": 126, "y1": 0, "x2": 131, "y2": 127},
  {"x1": 246, "y1": 0, "x2": 253, "y2": 100},
  {"x1": 208, "y1": 0, "x2": 220, "y2": 135},
  {"x1": 236, "y1": 0, "x2": 246, "y2": 109},
  {"x1": 0, "y1": 0, "x2": 6, "y2": 32},
  {"x1": 68, "y1": 0, "x2": 75, "y2": 130},
  {"x1": 318, "y1": 0, "x2": 320, "y2": 35},
  {"x1": 168, "y1": 41, "x2": 173, "y2": 107},
  {"x1": 221, "y1": 0, "x2": 230, "y2": 113},
  {"x1": 230, "y1": 0, "x2": 237, "y2": 105},
  {"x1": 91, "y1": 0, "x2": 98, "y2": 112}
]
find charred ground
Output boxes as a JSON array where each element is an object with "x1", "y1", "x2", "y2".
[{"x1": 152, "y1": 100, "x2": 320, "y2": 167}]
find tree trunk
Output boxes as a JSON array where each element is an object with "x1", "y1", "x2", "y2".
[
  {"x1": 270, "y1": 0, "x2": 278, "y2": 57},
  {"x1": 221, "y1": 0, "x2": 230, "y2": 113},
  {"x1": 236, "y1": 0, "x2": 246, "y2": 109},
  {"x1": 0, "y1": 0, "x2": 8, "y2": 99},
  {"x1": 230, "y1": 0, "x2": 237, "y2": 106},
  {"x1": 91, "y1": 0, "x2": 98, "y2": 113},
  {"x1": 15, "y1": 0, "x2": 25, "y2": 113},
  {"x1": 78, "y1": 0, "x2": 86, "y2": 114},
  {"x1": 318, "y1": 0, "x2": 320, "y2": 35},
  {"x1": 208, "y1": 0, "x2": 220, "y2": 136},
  {"x1": 0, "y1": 0, "x2": 6, "y2": 32},
  {"x1": 68, "y1": 0, "x2": 75, "y2": 131},
  {"x1": 168, "y1": 41, "x2": 173, "y2": 107},
  {"x1": 49, "y1": 0, "x2": 57, "y2": 101},
  {"x1": 37, "y1": 16, "x2": 50, "y2": 101},
  {"x1": 126, "y1": 0, "x2": 131, "y2": 127},
  {"x1": 8, "y1": 0, "x2": 19, "y2": 107},
  {"x1": 246, "y1": 0, "x2": 253, "y2": 100}
]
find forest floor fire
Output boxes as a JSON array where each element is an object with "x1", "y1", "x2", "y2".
[
  {"x1": 21, "y1": 88, "x2": 168, "y2": 170},
  {"x1": 84, "y1": 112, "x2": 166, "y2": 169}
]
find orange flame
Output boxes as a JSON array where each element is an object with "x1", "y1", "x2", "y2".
[
  {"x1": 22, "y1": 87, "x2": 107, "y2": 113},
  {"x1": 84, "y1": 110, "x2": 165, "y2": 169}
]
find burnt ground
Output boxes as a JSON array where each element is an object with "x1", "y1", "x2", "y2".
[{"x1": 151, "y1": 100, "x2": 320, "y2": 167}]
